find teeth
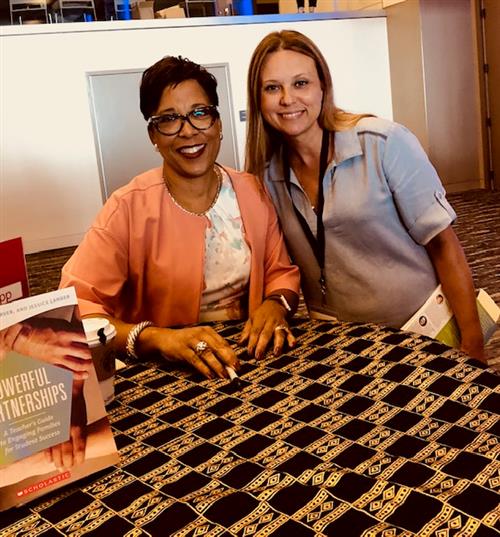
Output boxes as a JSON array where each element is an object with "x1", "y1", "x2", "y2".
[
  {"x1": 281, "y1": 111, "x2": 303, "y2": 119},
  {"x1": 180, "y1": 144, "x2": 204, "y2": 154}
]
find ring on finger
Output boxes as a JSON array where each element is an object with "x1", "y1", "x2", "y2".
[
  {"x1": 194, "y1": 340, "x2": 208, "y2": 355},
  {"x1": 274, "y1": 324, "x2": 290, "y2": 333}
]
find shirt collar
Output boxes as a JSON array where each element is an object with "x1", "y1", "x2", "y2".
[
  {"x1": 267, "y1": 127, "x2": 363, "y2": 182},
  {"x1": 333, "y1": 127, "x2": 363, "y2": 165}
]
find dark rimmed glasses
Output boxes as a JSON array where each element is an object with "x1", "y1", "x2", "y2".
[{"x1": 148, "y1": 105, "x2": 220, "y2": 136}]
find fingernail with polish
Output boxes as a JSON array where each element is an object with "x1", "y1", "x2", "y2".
[{"x1": 225, "y1": 366, "x2": 238, "y2": 380}]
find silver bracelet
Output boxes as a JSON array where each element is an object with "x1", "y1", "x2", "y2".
[
  {"x1": 125, "y1": 320, "x2": 154, "y2": 360},
  {"x1": 266, "y1": 293, "x2": 292, "y2": 313}
]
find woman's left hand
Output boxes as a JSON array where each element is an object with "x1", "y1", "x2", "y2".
[
  {"x1": 460, "y1": 334, "x2": 486, "y2": 364},
  {"x1": 239, "y1": 300, "x2": 295, "y2": 359}
]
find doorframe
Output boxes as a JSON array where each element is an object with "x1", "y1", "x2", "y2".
[{"x1": 476, "y1": 0, "x2": 499, "y2": 190}]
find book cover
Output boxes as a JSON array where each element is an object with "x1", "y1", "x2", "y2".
[
  {"x1": 402, "y1": 285, "x2": 500, "y2": 351},
  {"x1": 0, "y1": 288, "x2": 119, "y2": 511},
  {"x1": 0, "y1": 237, "x2": 29, "y2": 305}
]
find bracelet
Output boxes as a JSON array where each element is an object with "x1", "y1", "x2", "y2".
[
  {"x1": 125, "y1": 320, "x2": 154, "y2": 360},
  {"x1": 266, "y1": 293, "x2": 292, "y2": 313}
]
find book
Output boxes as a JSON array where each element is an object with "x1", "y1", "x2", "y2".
[
  {"x1": 0, "y1": 288, "x2": 119, "y2": 510},
  {"x1": 401, "y1": 284, "x2": 500, "y2": 354},
  {"x1": 0, "y1": 237, "x2": 29, "y2": 305}
]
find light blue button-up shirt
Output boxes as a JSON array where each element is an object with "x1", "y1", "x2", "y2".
[{"x1": 265, "y1": 117, "x2": 457, "y2": 328}]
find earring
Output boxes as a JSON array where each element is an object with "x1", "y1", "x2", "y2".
[
  {"x1": 154, "y1": 144, "x2": 160, "y2": 152},
  {"x1": 219, "y1": 132, "x2": 223, "y2": 141}
]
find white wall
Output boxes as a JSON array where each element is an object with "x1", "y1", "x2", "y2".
[{"x1": 0, "y1": 15, "x2": 392, "y2": 253}]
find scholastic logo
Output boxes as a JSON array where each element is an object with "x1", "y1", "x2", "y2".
[{"x1": 16, "y1": 471, "x2": 71, "y2": 497}]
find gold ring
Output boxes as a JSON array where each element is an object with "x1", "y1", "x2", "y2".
[
  {"x1": 274, "y1": 324, "x2": 289, "y2": 333},
  {"x1": 194, "y1": 340, "x2": 208, "y2": 355}
]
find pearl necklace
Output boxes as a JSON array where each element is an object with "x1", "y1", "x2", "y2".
[{"x1": 164, "y1": 166, "x2": 222, "y2": 217}]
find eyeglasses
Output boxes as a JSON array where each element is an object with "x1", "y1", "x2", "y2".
[{"x1": 148, "y1": 105, "x2": 219, "y2": 136}]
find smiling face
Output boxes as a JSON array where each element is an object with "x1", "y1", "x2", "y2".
[
  {"x1": 260, "y1": 49, "x2": 324, "y2": 141},
  {"x1": 149, "y1": 79, "x2": 221, "y2": 181}
]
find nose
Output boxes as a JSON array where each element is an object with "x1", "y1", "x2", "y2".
[
  {"x1": 280, "y1": 86, "x2": 295, "y2": 106},
  {"x1": 178, "y1": 117, "x2": 198, "y2": 137}
]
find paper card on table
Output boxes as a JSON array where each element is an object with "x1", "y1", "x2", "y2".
[{"x1": 0, "y1": 288, "x2": 119, "y2": 511}]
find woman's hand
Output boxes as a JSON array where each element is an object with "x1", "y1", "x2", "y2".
[
  {"x1": 460, "y1": 333, "x2": 487, "y2": 364},
  {"x1": 239, "y1": 300, "x2": 296, "y2": 360},
  {"x1": 145, "y1": 326, "x2": 239, "y2": 380},
  {"x1": 425, "y1": 227, "x2": 486, "y2": 364},
  {"x1": 8, "y1": 323, "x2": 93, "y2": 380}
]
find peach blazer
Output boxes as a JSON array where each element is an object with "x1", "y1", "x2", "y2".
[{"x1": 60, "y1": 167, "x2": 300, "y2": 327}]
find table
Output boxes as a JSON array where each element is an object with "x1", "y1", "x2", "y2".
[{"x1": 2, "y1": 318, "x2": 499, "y2": 536}]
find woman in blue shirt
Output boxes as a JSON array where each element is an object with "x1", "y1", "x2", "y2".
[{"x1": 245, "y1": 29, "x2": 485, "y2": 362}]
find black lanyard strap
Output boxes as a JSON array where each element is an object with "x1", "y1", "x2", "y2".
[{"x1": 284, "y1": 129, "x2": 330, "y2": 302}]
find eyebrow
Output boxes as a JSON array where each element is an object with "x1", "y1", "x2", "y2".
[
  {"x1": 262, "y1": 73, "x2": 311, "y2": 84},
  {"x1": 155, "y1": 103, "x2": 210, "y2": 115}
]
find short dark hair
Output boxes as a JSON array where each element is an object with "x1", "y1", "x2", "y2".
[{"x1": 140, "y1": 55, "x2": 219, "y2": 121}]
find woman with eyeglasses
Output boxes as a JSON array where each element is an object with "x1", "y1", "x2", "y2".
[
  {"x1": 245, "y1": 30, "x2": 485, "y2": 362},
  {"x1": 60, "y1": 55, "x2": 300, "y2": 379}
]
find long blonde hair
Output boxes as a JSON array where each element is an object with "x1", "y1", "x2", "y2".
[{"x1": 245, "y1": 30, "x2": 370, "y2": 179}]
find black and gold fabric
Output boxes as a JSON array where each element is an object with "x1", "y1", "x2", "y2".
[{"x1": 3, "y1": 319, "x2": 499, "y2": 536}]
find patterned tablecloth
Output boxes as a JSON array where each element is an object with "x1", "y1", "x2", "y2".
[{"x1": 2, "y1": 318, "x2": 499, "y2": 536}]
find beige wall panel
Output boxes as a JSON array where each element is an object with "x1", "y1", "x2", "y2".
[
  {"x1": 420, "y1": 0, "x2": 481, "y2": 190},
  {"x1": 386, "y1": 0, "x2": 429, "y2": 151},
  {"x1": 316, "y1": 0, "x2": 335, "y2": 12},
  {"x1": 382, "y1": 0, "x2": 406, "y2": 6},
  {"x1": 336, "y1": 0, "x2": 381, "y2": 9}
]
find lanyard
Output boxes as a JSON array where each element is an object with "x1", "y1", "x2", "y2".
[{"x1": 283, "y1": 129, "x2": 331, "y2": 302}]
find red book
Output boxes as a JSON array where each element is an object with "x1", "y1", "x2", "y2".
[{"x1": 0, "y1": 237, "x2": 29, "y2": 305}]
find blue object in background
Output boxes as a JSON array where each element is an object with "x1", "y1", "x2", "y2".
[
  {"x1": 120, "y1": 0, "x2": 132, "y2": 19},
  {"x1": 232, "y1": 0, "x2": 253, "y2": 15}
]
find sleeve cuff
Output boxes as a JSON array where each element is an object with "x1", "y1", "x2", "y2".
[{"x1": 408, "y1": 190, "x2": 457, "y2": 245}]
